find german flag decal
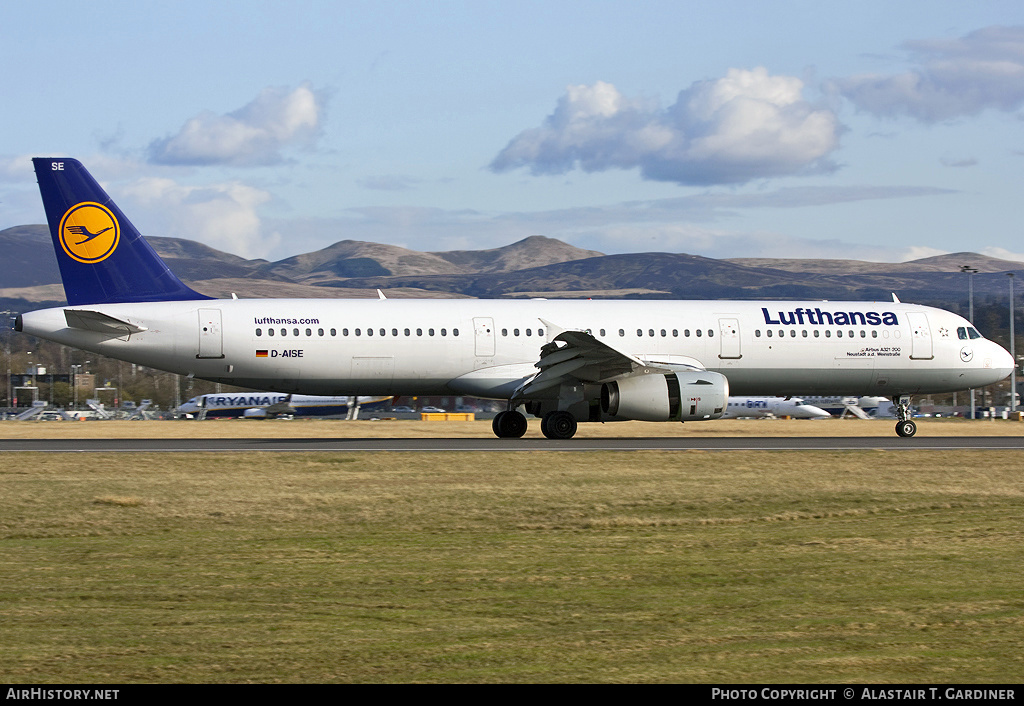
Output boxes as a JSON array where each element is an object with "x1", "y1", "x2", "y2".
[{"x1": 256, "y1": 350, "x2": 268, "y2": 358}]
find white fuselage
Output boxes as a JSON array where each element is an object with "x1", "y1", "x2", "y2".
[
  {"x1": 177, "y1": 393, "x2": 392, "y2": 418},
  {"x1": 722, "y1": 397, "x2": 831, "y2": 419},
  {"x1": 19, "y1": 297, "x2": 1014, "y2": 401}
]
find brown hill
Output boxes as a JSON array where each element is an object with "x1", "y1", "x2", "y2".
[{"x1": 726, "y1": 251, "x2": 1020, "y2": 275}]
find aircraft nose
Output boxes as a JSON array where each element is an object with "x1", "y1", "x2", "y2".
[{"x1": 995, "y1": 344, "x2": 1016, "y2": 378}]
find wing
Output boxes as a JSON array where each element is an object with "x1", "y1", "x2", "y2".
[
  {"x1": 511, "y1": 319, "x2": 703, "y2": 400},
  {"x1": 263, "y1": 394, "x2": 297, "y2": 416}
]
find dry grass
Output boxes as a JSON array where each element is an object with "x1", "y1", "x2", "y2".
[
  {"x1": 2, "y1": 416, "x2": 1022, "y2": 439},
  {"x1": 1, "y1": 449, "x2": 1023, "y2": 683}
]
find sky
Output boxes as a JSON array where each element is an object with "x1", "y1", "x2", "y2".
[{"x1": 3, "y1": 1, "x2": 1024, "y2": 265}]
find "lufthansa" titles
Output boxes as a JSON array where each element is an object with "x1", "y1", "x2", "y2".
[{"x1": 762, "y1": 307, "x2": 899, "y2": 327}]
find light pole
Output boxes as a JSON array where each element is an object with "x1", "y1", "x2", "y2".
[
  {"x1": 1010, "y1": 272, "x2": 1017, "y2": 412},
  {"x1": 72, "y1": 364, "x2": 80, "y2": 410},
  {"x1": 961, "y1": 265, "x2": 978, "y2": 418}
]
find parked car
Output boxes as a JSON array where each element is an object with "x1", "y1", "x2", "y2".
[{"x1": 420, "y1": 406, "x2": 446, "y2": 413}]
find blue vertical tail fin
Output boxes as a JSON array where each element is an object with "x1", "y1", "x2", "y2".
[{"x1": 33, "y1": 157, "x2": 212, "y2": 305}]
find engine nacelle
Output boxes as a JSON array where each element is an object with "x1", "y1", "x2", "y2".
[{"x1": 601, "y1": 371, "x2": 729, "y2": 422}]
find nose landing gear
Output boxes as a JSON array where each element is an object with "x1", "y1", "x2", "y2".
[{"x1": 893, "y1": 395, "x2": 916, "y2": 437}]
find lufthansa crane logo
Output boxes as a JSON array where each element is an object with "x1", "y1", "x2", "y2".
[{"x1": 58, "y1": 202, "x2": 120, "y2": 264}]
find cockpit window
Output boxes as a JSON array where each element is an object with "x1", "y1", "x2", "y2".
[{"x1": 957, "y1": 326, "x2": 982, "y2": 340}]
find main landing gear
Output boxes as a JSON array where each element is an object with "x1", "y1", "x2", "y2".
[
  {"x1": 540, "y1": 410, "x2": 577, "y2": 440},
  {"x1": 491, "y1": 409, "x2": 581, "y2": 439},
  {"x1": 893, "y1": 395, "x2": 916, "y2": 437},
  {"x1": 492, "y1": 410, "x2": 528, "y2": 438}
]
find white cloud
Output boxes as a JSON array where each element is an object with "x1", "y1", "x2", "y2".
[
  {"x1": 120, "y1": 177, "x2": 278, "y2": 258},
  {"x1": 490, "y1": 68, "x2": 841, "y2": 186},
  {"x1": 981, "y1": 246, "x2": 1024, "y2": 264},
  {"x1": 898, "y1": 245, "x2": 949, "y2": 262},
  {"x1": 832, "y1": 26, "x2": 1024, "y2": 122},
  {"x1": 148, "y1": 84, "x2": 324, "y2": 166}
]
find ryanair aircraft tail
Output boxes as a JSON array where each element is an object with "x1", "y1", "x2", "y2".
[{"x1": 33, "y1": 158, "x2": 211, "y2": 306}]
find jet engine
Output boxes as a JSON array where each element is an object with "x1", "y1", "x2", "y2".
[{"x1": 600, "y1": 371, "x2": 729, "y2": 422}]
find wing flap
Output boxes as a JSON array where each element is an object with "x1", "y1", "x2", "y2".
[{"x1": 512, "y1": 323, "x2": 648, "y2": 400}]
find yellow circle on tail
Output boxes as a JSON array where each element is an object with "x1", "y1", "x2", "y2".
[{"x1": 58, "y1": 202, "x2": 120, "y2": 263}]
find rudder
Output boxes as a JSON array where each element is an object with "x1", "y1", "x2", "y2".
[{"x1": 33, "y1": 158, "x2": 212, "y2": 305}]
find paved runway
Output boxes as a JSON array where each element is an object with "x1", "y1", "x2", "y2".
[{"x1": 2, "y1": 436, "x2": 1023, "y2": 452}]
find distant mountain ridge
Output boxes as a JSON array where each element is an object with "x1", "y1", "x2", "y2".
[
  {"x1": 257, "y1": 235, "x2": 604, "y2": 283},
  {"x1": 2, "y1": 225, "x2": 1021, "y2": 310}
]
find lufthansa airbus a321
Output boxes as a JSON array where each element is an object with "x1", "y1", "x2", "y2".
[{"x1": 15, "y1": 159, "x2": 1015, "y2": 438}]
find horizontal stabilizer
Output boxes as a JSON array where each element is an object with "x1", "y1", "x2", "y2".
[{"x1": 64, "y1": 309, "x2": 148, "y2": 335}]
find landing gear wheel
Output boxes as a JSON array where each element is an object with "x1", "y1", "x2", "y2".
[
  {"x1": 492, "y1": 410, "x2": 528, "y2": 439},
  {"x1": 892, "y1": 395, "x2": 916, "y2": 438},
  {"x1": 541, "y1": 411, "x2": 578, "y2": 440},
  {"x1": 896, "y1": 420, "x2": 917, "y2": 438}
]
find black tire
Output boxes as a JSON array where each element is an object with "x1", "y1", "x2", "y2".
[
  {"x1": 895, "y1": 420, "x2": 917, "y2": 437},
  {"x1": 541, "y1": 411, "x2": 577, "y2": 440},
  {"x1": 493, "y1": 410, "x2": 528, "y2": 438}
]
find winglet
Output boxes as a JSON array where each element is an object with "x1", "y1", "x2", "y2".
[{"x1": 33, "y1": 158, "x2": 213, "y2": 305}]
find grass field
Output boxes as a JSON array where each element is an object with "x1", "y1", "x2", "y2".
[
  {"x1": 1, "y1": 442, "x2": 1022, "y2": 682},
  {"x1": 1, "y1": 416, "x2": 1022, "y2": 439}
]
